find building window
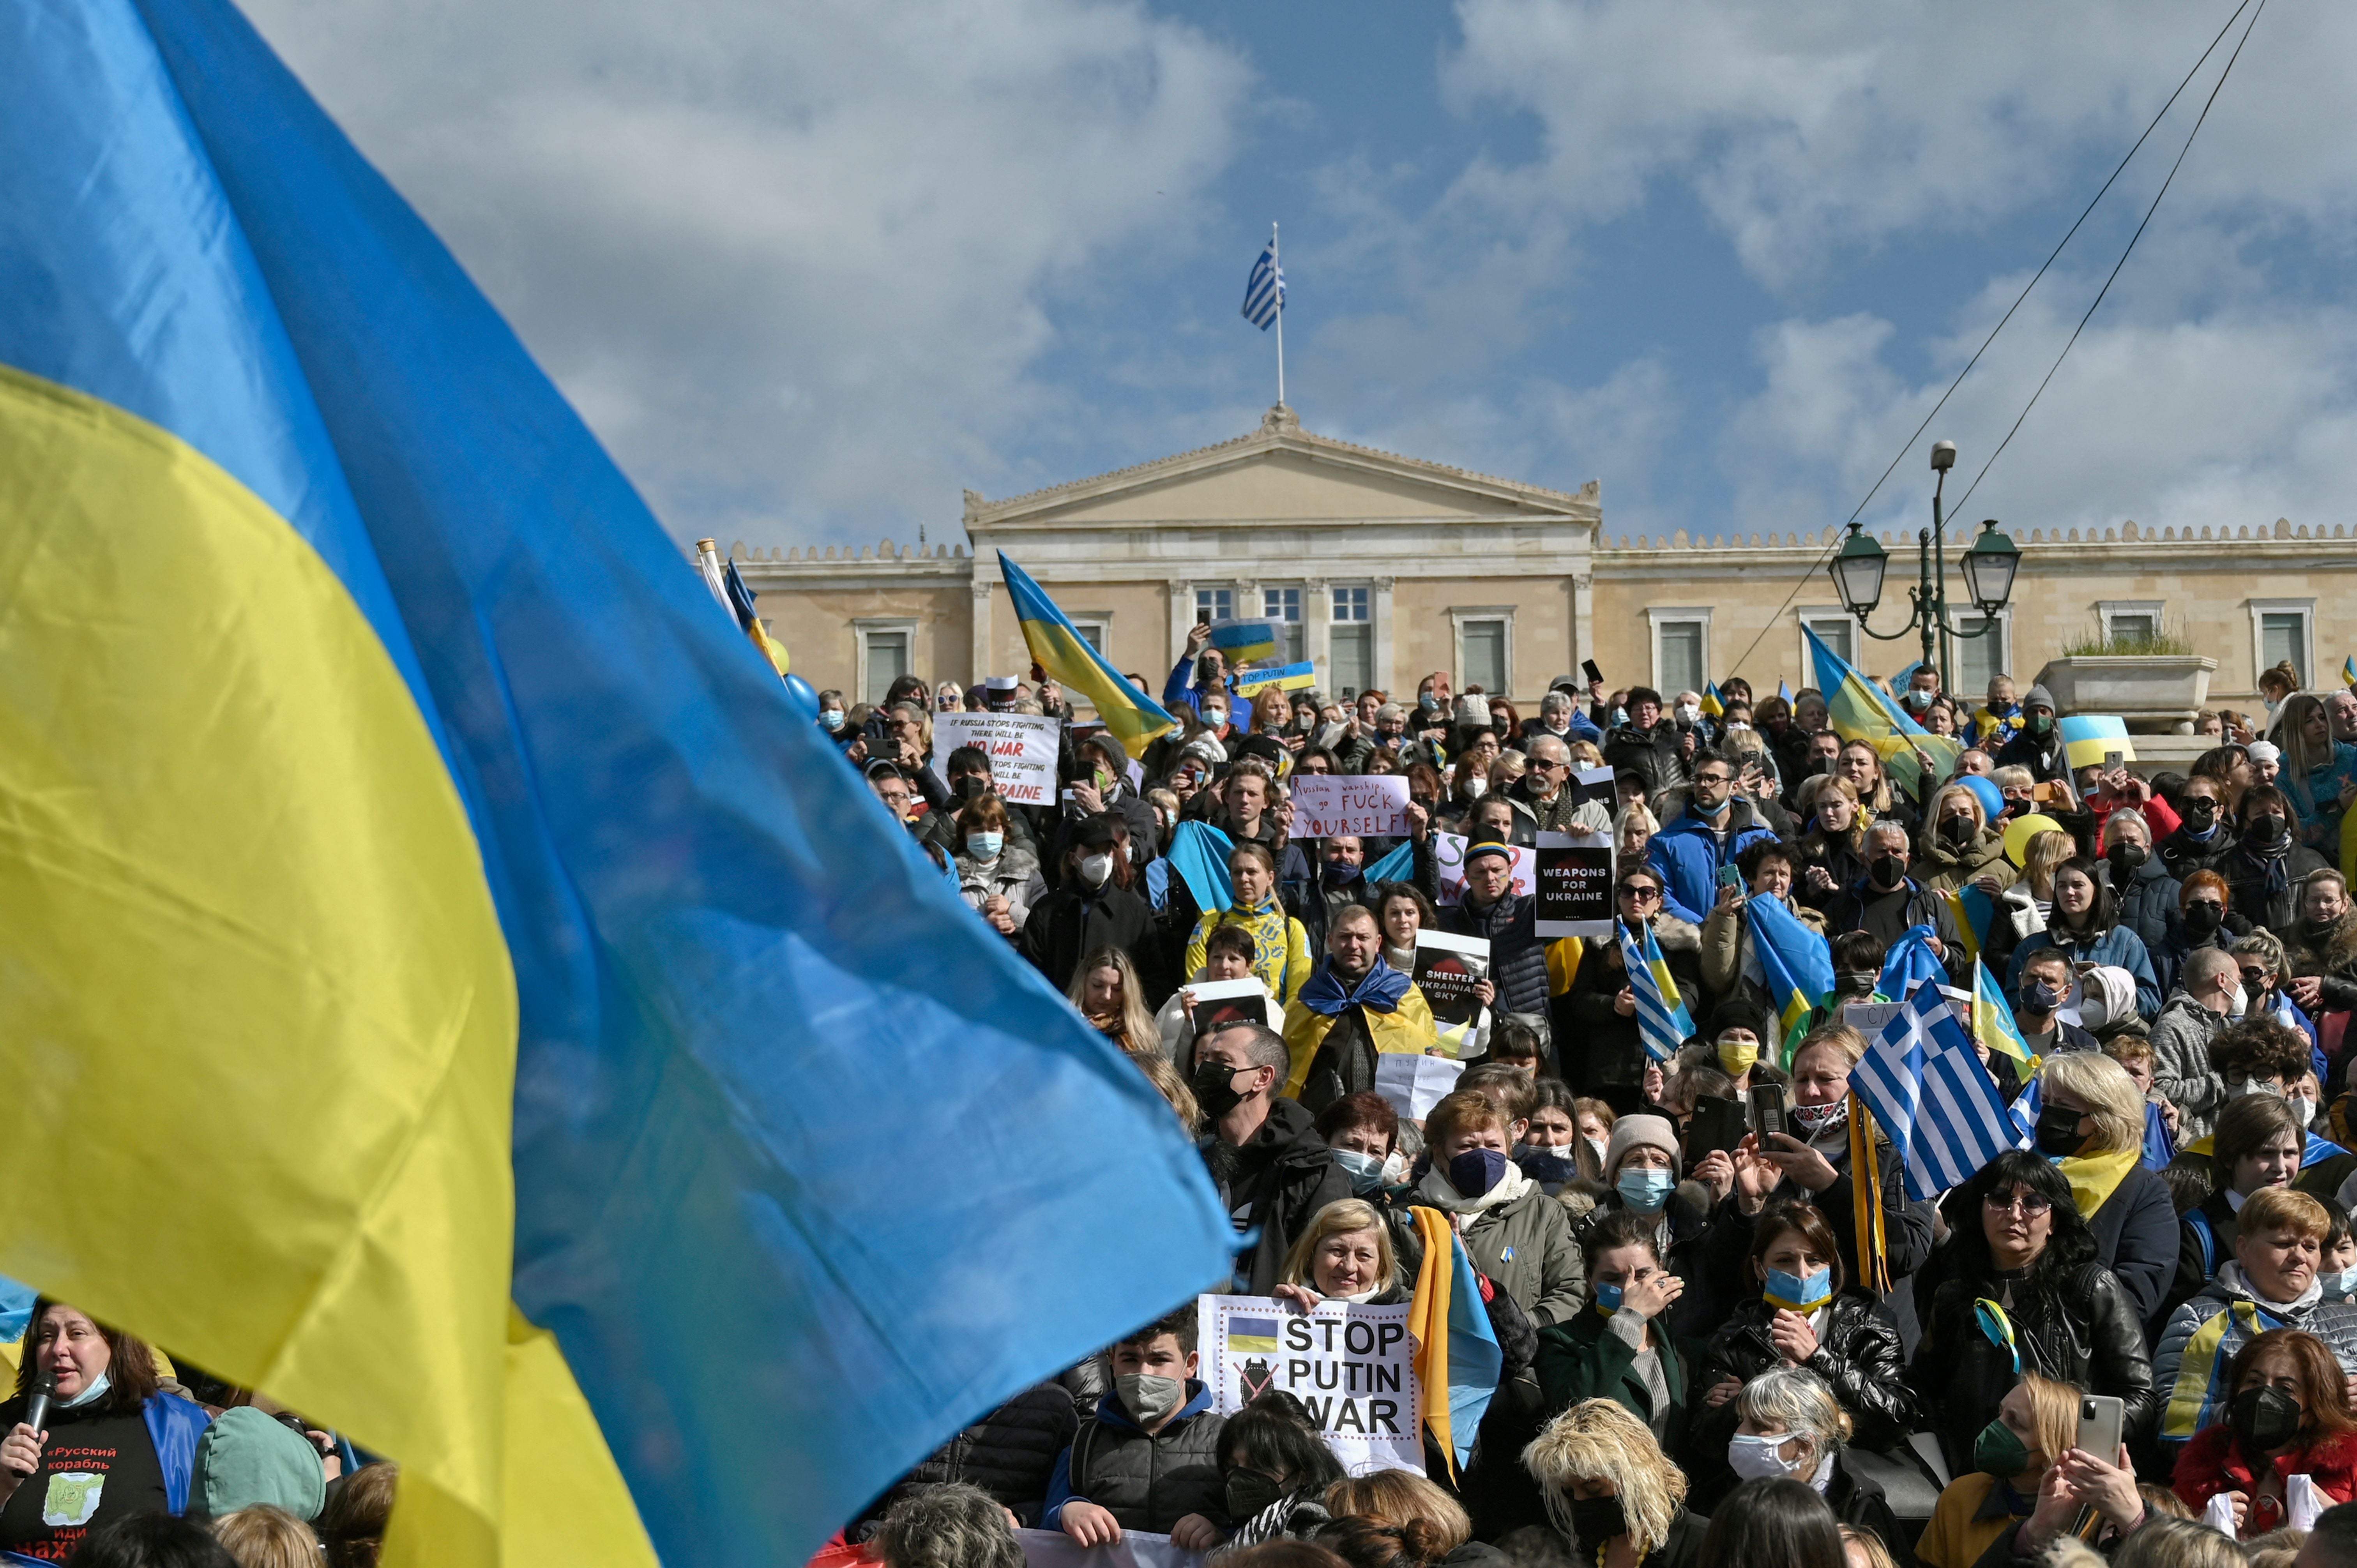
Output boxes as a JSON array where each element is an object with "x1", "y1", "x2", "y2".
[
  {"x1": 1330, "y1": 586, "x2": 1372, "y2": 697},
  {"x1": 2251, "y1": 599, "x2": 2314, "y2": 689},
  {"x1": 1069, "y1": 617, "x2": 1109, "y2": 657},
  {"x1": 854, "y1": 618, "x2": 917, "y2": 706},
  {"x1": 1264, "y1": 586, "x2": 1304, "y2": 664},
  {"x1": 1196, "y1": 586, "x2": 1233, "y2": 624},
  {"x1": 1952, "y1": 612, "x2": 2011, "y2": 700},
  {"x1": 1646, "y1": 606, "x2": 1713, "y2": 696},
  {"x1": 2097, "y1": 600, "x2": 2165, "y2": 646},
  {"x1": 1797, "y1": 610, "x2": 1855, "y2": 676},
  {"x1": 1449, "y1": 606, "x2": 1516, "y2": 696}
]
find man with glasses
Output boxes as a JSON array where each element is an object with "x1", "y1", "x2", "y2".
[
  {"x1": 1646, "y1": 747, "x2": 1776, "y2": 924},
  {"x1": 1514, "y1": 734, "x2": 1612, "y2": 837}
]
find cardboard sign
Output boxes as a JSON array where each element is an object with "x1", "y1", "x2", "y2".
[
  {"x1": 1412, "y1": 929, "x2": 1490, "y2": 1056},
  {"x1": 1290, "y1": 774, "x2": 1410, "y2": 839},
  {"x1": 933, "y1": 712, "x2": 1060, "y2": 806},
  {"x1": 1184, "y1": 978, "x2": 1276, "y2": 1035},
  {"x1": 1197, "y1": 1294, "x2": 1422, "y2": 1476},
  {"x1": 1841, "y1": 1001, "x2": 1903, "y2": 1038},
  {"x1": 1374, "y1": 1053, "x2": 1467, "y2": 1120},
  {"x1": 1435, "y1": 833, "x2": 1535, "y2": 906},
  {"x1": 1573, "y1": 764, "x2": 1618, "y2": 810},
  {"x1": 1534, "y1": 829, "x2": 1614, "y2": 938},
  {"x1": 1017, "y1": 1530, "x2": 1204, "y2": 1568}
]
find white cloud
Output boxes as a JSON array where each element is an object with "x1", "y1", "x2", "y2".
[{"x1": 240, "y1": 0, "x2": 1253, "y2": 544}]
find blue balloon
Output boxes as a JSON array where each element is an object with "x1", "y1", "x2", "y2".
[
  {"x1": 1959, "y1": 772, "x2": 2005, "y2": 823},
  {"x1": 781, "y1": 671, "x2": 818, "y2": 718}
]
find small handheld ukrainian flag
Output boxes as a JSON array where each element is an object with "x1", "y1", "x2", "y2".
[
  {"x1": 2344, "y1": 655, "x2": 2356, "y2": 689},
  {"x1": 1001, "y1": 552, "x2": 1178, "y2": 758},
  {"x1": 1619, "y1": 920, "x2": 1695, "y2": 1062},
  {"x1": 1974, "y1": 957, "x2": 2037, "y2": 1070},
  {"x1": 1700, "y1": 681, "x2": 1725, "y2": 720}
]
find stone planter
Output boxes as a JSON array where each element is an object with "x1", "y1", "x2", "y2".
[{"x1": 2033, "y1": 655, "x2": 2217, "y2": 735}]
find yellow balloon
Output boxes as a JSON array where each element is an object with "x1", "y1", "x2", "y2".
[{"x1": 2004, "y1": 811, "x2": 2066, "y2": 867}]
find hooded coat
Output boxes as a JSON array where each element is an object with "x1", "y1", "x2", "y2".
[
  {"x1": 2150, "y1": 993, "x2": 2229, "y2": 1143},
  {"x1": 1914, "y1": 822, "x2": 2014, "y2": 895},
  {"x1": 2154, "y1": 1264, "x2": 2357, "y2": 1441}
]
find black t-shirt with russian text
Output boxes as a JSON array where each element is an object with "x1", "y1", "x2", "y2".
[{"x1": 0, "y1": 1395, "x2": 168, "y2": 1562}]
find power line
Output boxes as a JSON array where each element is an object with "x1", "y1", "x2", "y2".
[
  {"x1": 1947, "y1": 0, "x2": 2268, "y2": 516},
  {"x1": 1719, "y1": 0, "x2": 2259, "y2": 681}
]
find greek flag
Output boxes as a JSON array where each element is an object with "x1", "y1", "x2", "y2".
[
  {"x1": 1241, "y1": 242, "x2": 1285, "y2": 329},
  {"x1": 1853, "y1": 986, "x2": 2026, "y2": 1200},
  {"x1": 1619, "y1": 921, "x2": 1693, "y2": 1063}
]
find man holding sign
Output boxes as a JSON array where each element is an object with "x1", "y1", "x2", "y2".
[
  {"x1": 1283, "y1": 906, "x2": 1436, "y2": 1114},
  {"x1": 1442, "y1": 837, "x2": 1550, "y2": 1022}
]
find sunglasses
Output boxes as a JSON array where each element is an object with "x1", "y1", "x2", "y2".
[
  {"x1": 1617, "y1": 885, "x2": 1662, "y2": 901},
  {"x1": 1983, "y1": 1190, "x2": 2054, "y2": 1217}
]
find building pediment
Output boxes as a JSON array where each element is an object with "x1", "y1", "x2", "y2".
[{"x1": 967, "y1": 405, "x2": 1600, "y2": 533}]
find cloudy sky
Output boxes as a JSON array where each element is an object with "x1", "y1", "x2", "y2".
[{"x1": 240, "y1": 0, "x2": 2355, "y2": 550}]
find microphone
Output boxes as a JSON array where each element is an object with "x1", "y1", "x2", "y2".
[{"x1": 11, "y1": 1371, "x2": 53, "y2": 1476}]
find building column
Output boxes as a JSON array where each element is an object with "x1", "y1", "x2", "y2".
[
  {"x1": 1571, "y1": 571, "x2": 1595, "y2": 688},
  {"x1": 1168, "y1": 579, "x2": 1196, "y2": 668},
  {"x1": 1373, "y1": 576, "x2": 1398, "y2": 698},
  {"x1": 1304, "y1": 577, "x2": 1330, "y2": 687},
  {"x1": 970, "y1": 581, "x2": 993, "y2": 682}
]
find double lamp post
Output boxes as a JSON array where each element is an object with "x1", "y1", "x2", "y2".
[{"x1": 1827, "y1": 439, "x2": 2023, "y2": 692}]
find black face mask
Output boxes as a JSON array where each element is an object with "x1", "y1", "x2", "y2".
[
  {"x1": 1567, "y1": 1494, "x2": 1628, "y2": 1547},
  {"x1": 1869, "y1": 854, "x2": 1907, "y2": 890},
  {"x1": 1939, "y1": 816, "x2": 1975, "y2": 848},
  {"x1": 1224, "y1": 1468, "x2": 1286, "y2": 1522},
  {"x1": 1192, "y1": 1062, "x2": 1251, "y2": 1119},
  {"x1": 2229, "y1": 1385, "x2": 2303, "y2": 1455},
  {"x1": 2108, "y1": 842, "x2": 2149, "y2": 874},
  {"x1": 2183, "y1": 797, "x2": 2220, "y2": 832},
  {"x1": 2248, "y1": 815, "x2": 2291, "y2": 849},
  {"x1": 2185, "y1": 902, "x2": 2225, "y2": 938},
  {"x1": 2034, "y1": 1103, "x2": 2088, "y2": 1157}
]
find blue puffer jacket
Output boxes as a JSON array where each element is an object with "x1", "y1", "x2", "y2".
[
  {"x1": 2006, "y1": 921, "x2": 2161, "y2": 1021},
  {"x1": 1647, "y1": 800, "x2": 1777, "y2": 922}
]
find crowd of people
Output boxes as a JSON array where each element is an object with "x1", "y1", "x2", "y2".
[{"x1": 829, "y1": 631, "x2": 2357, "y2": 1568}]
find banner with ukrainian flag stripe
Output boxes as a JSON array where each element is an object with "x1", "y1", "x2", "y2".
[
  {"x1": 1207, "y1": 616, "x2": 1283, "y2": 666},
  {"x1": 2059, "y1": 714, "x2": 2135, "y2": 771},
  {"x1": 1233, "y1": 660, "x2": 1318, "y2": 696},
  {"x1": 1803, "y1": 626, "x2": 1958, "y2": 801},
  {"x1": 0, "y1": 5, "x2": 1234, "y2": 1566},
  {"x1": 1001, "y1": 551, "x2": 1179, "y2": 758}
]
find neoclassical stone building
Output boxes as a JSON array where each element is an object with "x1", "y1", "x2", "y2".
[{"x1": 732, "y1": 405, "x2": 2357, "y2": 715}]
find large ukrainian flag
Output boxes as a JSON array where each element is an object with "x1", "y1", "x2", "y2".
[{"x1": 0, "y1": 3, "x2": 1233, "y2": 1566}]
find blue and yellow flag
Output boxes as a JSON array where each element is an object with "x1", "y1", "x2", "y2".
[
  {"x1": 1207, "y1": 617, "x2": 1283, "y2": 666},
  {"x1": 1804, "y1": 626, "x2": 1959, "y2": 801},
  {"x1": 1747, "y1": 894, "x2": 1834, "y2": 1045},
  {"x1": 2059, "y1": 714, "x2": 2134, "y2": 771},
  {"x1": 1407, "y1": 1208, "x2": 1502, "y2": 1474},
  {"x1": 1700, "y1": 681, "x2": 1725, "y2": 720},
  {"x1": 2344, "y1": 655, "x2": 2356, "y2": 688},
  {"x1": 1973, "y1": 957, "x2": 2036, "y2": 1068},
  {"x1": 1, "y1": 5, "x2": 1233, "y2": 1566},
  {"x1": 1777, "y1": 679, "x2": 1793, "y2": 702},
  {"x1": 1943, "y1": 883, "x2": 2000, "y2": 961},
  {"x1": 1233, "y1": 660, "x2": 1317, "y2": 696},
  {"x1": 1002, "y1": 552, "x2": 1178, "y2": 758}
]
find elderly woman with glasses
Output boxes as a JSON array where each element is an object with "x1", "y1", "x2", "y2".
[
  {"x1": 1910, "y1": 1150, "x2": 2154, "y2": 1477},
  {"x1": 1559, "y1": 864, "x2": 1702, "y2": 1116}
]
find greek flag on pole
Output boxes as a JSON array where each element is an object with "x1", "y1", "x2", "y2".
[
  {"x1": 1853, "y1": 986, "x2": 2027, "y2": 1201},
  {"x1": 1619, "y1": 922, "x2": 1693, "y2": 1063},
  {"x1": 1242, "y1": 243, "x2": 1285, "y2": 329}
]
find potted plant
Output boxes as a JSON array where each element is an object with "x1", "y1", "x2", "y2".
[{"x1": 2035, "y1": 624, "x2": 2216, "y2": 735}]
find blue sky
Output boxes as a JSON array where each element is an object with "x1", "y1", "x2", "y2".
[{"x1": 245, "y1": 0, "x2": 2357, "y2": 549}]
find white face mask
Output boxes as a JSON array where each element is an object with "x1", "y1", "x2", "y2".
[
  {"x1": 1203, "y1": 708, "x2": 1227, "y2": 728},
  {"x1": 1463, "y1": 776, "x2": 1487, "y2": 799},
  {"x1": 1728, "y1": 1431, "x2": 1810, "y2": 1483},
  {"x1": 1079, "y1": 853, "x2": 1114, "y2": 887},
  {"x1": 1677, "y1": 703, "x2": 1701, "y2": 724}
]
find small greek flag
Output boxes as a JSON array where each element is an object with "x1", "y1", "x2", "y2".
[
  {"x1": 1619, "y1": 920, "x2": 1693, "y2": 1063},
  {"x1": 1853, "y1": 985, "x2": 2027, "y2": 1200},
  {"x1": 1242, "y1": 242, "x2": 1285, "y2": 330}
]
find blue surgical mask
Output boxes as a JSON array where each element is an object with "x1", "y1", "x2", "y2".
[
  {"x1": 1594, "y1": 1280, "x2": 1626, "y2": 1315},
  {"x1": 819, "y1": 708, "x2": 845, "y2": 732},
  {"x1": 2321, "y1": 1265, "x2": 2357, "y2": 1298},
  {"x1": 1616, "y1": 1167, "x2": 1673, "y2": 1213},
  {"x1": 1324, "y1": 861, "x2": 1362, "y2": 885},
  {"x1": 1332, "y1": 1148, "x2": 1387, "y2": 1196},
  {"x1": 965, "y1": 832, "x2": 1004, "y2": 860},
  {"x1": 59, "y1": 1370, "x2": 111, "y2": 1411},
  {"x1": 1763, "y1": 1266, "x2": 1832, "y2": 1312},
  {"x1": 1448, "y1": 1148, "x2": 1509, "y2": 1199}
]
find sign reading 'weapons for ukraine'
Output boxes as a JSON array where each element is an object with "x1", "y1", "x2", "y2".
[{"x1": 1198, "y1": 1296, "x2": 1423, "y2": 1476}]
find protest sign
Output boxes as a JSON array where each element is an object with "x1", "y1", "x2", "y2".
[
  {"x1": 1434, "y1": 833, "x2": 1534, "y2": 906},
  {"x1": 1183, "y1": 977, "x2": 1276, "y2": 1034},
  {"x1": 1841, "y1": 1001, "x2": 1903, "y2": 1038},
  {"x1": 1017, "y1": 1531, "x2": 1204, "y2": 1568},
  {"x1": 1412, "y1": 929, "x2": 1489, "y2": 1056},
  {"x1": 1198, "y1": 1294, "x2": 1422, "y2": 1476},
  {"x1": 932, "y1": 711, "x2": 1060, "y2": 805},
  {"x1": 1374, "y1": 1053, "x2": 1465, "y2": 1120},
  {"x1": 1573, "y1": 764, "x2": 1618, "y2": 810},
  {"x1": 1290, "y1": 774, "x2": 1409, "y2": 839},
  {"x1": 1534, "y1": 829, "x2": 1614, "y2": 939}
]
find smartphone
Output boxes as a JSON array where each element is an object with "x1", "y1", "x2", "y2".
[
  {"x1": 1717, "y1": 864, "x2": 1744, "y2": 891},
  {"x1": 1581, "y1": 658, "x2": 1605, "y2": 687},
  {"x1": 2103, "y1": 749, "x2": 2125, "y2": 773},
  {"x1": 1749, "y1": 1082, "x2": 1788, "y2": 1142},
  {"x1": 2076, "y1": 1395, "x2": 2125, "y2": 1462},
  {"x1": 1196, "y1": 609, "x2": 1212, "y2": 626},
  {"x1": 2034, "y1": 781, "x2": 2062, "y2": 803},
  {"x1": 1687, "y1": 1095, "x2": 1749, "y2": 1161}
]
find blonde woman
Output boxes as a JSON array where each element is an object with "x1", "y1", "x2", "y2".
[
  {"x1": 2033, "y1": 1051, "x2": 2180, "y2": 1327},
  {"x1": 213, "y1": 1507, "x2": 321, "y2": 1568},
  {"x1": 1320, "y1": 1471, "x2": 1476, "y2": 1564},
  {"x1": 1066, "y1": 948, "x2": 1158, "y2": 1054},
  {"x1": 1521, "y1": 1397, "x2": 1703, "y2": 1567},
  {"x1": 1273, "y1": 1198, "x2": 1403, "y2": 1307},
  {"x1": 1989, "y1": 827, "x2": 2076, "y2": 973},
  {"x1": 1127, "y1": 1046, "x2": 1201, "y2": 1135},
  {"x1": 1795, "y1": 777, "x2": 1871, "y2": 912},
  {"x1": 1915, "y1": 1374, "x2": 2091, "y2": 1568},
  {"x1": 1917, "y1": 782, "x2": 2013, "y2": 895}
]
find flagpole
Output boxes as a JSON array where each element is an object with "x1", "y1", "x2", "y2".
[{"x1": 1272, "y1": 221, "x2": 1285, "y2": 408}]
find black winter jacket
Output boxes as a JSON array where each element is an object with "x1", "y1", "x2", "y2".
[
  {"x1": 1558, "y1": 917, "x2": 1704, "y2": 1095},
  {"x1": 855, "y1": 1382, "x2": 1079, "y2": 1531},
  {"x1": 2104, "y1": 854, "x2": 2183, "y2": 965},
  {"x1": 1202, "y1": 1098, "x2": 1353, "y2": 1296},
  {"x1": 1913, "y1": 1261, "x2": 2156, "y2": 1474},
  {"x1": 1442, "y1": 889, "x2": 1549, "y2": 1019},
  {"x1": 1019, "y1": 880, "x2": 1164, "y2": 998},
  {"x1": 1605, "y1": 720, "x2": 1689, "y2": 802},
  {"x1": 2159, "y1": 823, "x2": 2237, "y2": 883},
  {"x1": 1697, "y1": 1293, "x2": 1915, "y2": 1454}
]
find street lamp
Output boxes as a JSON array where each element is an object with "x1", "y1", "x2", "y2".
[{"x1": 1827, "y1": 440, "x2": 2020, "y2": 687}]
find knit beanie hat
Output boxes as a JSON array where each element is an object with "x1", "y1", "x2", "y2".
[
  {"x1": 2024, "y1": 685, "x2": 2056, "y2": 712},
  {"x1": 1605, "y1": 1114, "x2": 1679, "y2": 1177},
  {"x1": 192, "y1": 1406, "x2": 327, "y2": 1522}
]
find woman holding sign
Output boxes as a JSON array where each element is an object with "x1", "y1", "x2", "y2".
[{"x1": 1188, "y1": 842, "x2": 1313, "y2": 1006}]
